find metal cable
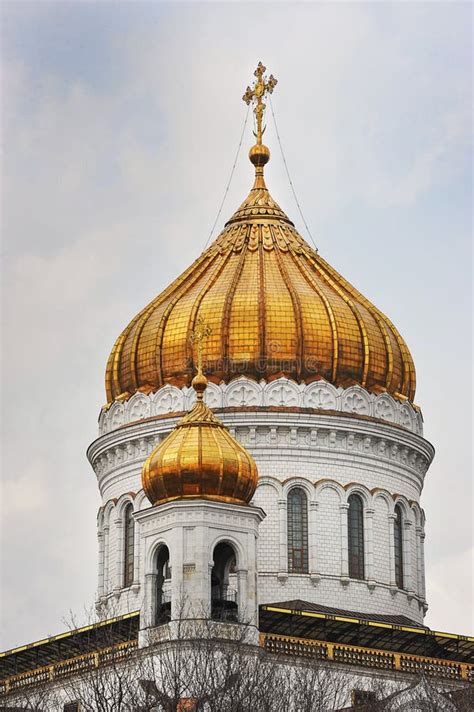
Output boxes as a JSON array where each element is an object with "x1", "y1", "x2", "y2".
[
  {"x1": 203, "y1": 105, "x2": 251, "y2": 248},
  {"x1": 269, "y1": 96, "x2": 318, "y2": 252}
]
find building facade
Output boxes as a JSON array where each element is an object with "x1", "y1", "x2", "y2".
[{"x1": 1, "y1": 63, "x2": 472, "y2": 710}]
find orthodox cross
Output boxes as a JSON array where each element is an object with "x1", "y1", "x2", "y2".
[
  {"x1": 242, "y1": 62, "x2": 278, "y2": 145},
  {"x1": 188, "y1": 316, "x2": 212, "y2": 376}
]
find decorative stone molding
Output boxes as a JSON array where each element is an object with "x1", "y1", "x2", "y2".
[
  {"x1": 98, "y1": 378, "x2": 423, "y2": 436},
  {"x1": 90, "y1": 411, "x2": 433, "y2": 493},
  {"x1": 88, "y1": 406, "x2": 434, "y2": 500}
]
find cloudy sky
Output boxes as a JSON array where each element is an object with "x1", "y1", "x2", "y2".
[{"x1": 1, "y1": 2, "x2": 472, "y2": 650}]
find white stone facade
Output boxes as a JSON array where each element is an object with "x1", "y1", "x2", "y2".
[
  {"x1": 89, "y1": 379, "x2": 434, "y2": 627},
  {"x1": 134, "y1": 499, "x2": 265, "y2": 642}
]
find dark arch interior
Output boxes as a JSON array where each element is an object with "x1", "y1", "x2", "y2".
[
  {"x1": 211, "y1": 542, "x2": 238, "y2": 622},
  {"x1": 155, "y1": 545, "x2": 171, "y2": 625}
]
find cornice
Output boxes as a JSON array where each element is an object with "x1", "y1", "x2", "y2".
[{"x1": 89, "y1": 408, "x2": 434, "y2": 495}]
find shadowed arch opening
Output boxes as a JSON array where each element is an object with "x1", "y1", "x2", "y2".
[
  {"x1": 287, "y1": 487, "x2": 309, "y2": 574},
  {"x1": 394, "y1": 504, "x2": 404, "y2": 589},
  {"x1": 348, "y1": 494, "x2": 365, "y2": 580},
  {"x1": 155, "y1": 545, "x2": 171, "y2": 625},
  {"x1": 211, "y1": 542, "x2": 238, "y2": 622}
]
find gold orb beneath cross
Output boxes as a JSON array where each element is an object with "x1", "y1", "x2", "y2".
[{"x1": 249, "y1": 143, "x2": 270, "y2": 166}]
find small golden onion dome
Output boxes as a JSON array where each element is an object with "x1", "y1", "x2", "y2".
[{"x1": 141, "y1": 375, "x2": 258, "y2": 506}]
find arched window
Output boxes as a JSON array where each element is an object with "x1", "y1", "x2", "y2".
[
  {"x1": 211, "y1": 543, "x2": 238, "y2": 622},
  {"x1": 287, "y1": 487, "x2": 308, "y2": 574},
  {"x1": 155, "y1": 545, "x2": 171, "y2": 625},
  {"x1": 348, "y1": 494, "x2": 364, "y2": 580},
  {"x1": 123, "y1": 503, "x2": 135, "y2": 588},
  {"x1": 394, "y1": 505, "x2": 404, "y2": 589}
]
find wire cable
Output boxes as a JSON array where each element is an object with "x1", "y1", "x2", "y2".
[
  {"x1": 203, "y1": 105, "x2": 251, "y2": 249},
  {"x1": 269, "y1": 96, "x2": 318, "y2": 252}
]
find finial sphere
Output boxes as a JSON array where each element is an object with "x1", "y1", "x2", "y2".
[
  {"x1": 249, "y1": 143, "x2": 270, "y2": 167},
  {"x1": 192, "y1": 371, "x2": 208, "y2": 398}
]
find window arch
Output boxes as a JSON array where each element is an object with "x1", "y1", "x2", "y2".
[
  {"x1": 394, "y1": 504, "x2": 404, "y2": 589},
  {"x1": 123, "y1": 503, "x2": 135, "y2": 588},
  {"x1": 348, "y1": 494, "x2": 364, "y2": 580},
  {"x1": 287, "y1": 487, "x2": 308, "y2": 574},
  {"x1": 155, "y1": 545, "x2": 171, "y2": 625},
  {"x1": 211, "y1": 542, "x2": 238, "y2": 622}
]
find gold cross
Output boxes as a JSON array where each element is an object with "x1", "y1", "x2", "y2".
[
  {"x1": 188, "y1": 315, "x2": 212, "y2": 376},
  {"x1": 242, "y1": 62, "x2": 278, "y2": 145}
]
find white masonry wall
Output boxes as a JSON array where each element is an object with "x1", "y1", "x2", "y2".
[{"x1": 89, "y1": 379, "x2": 433, "y2": 625}]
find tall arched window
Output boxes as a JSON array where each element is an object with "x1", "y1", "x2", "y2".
[
  {"x1": 348, "y1": 494, "x2": 365, "y2": 580},
  {"x1": 394, "y1": 504, "x2": 404, "y2": 589},
  {"x1": 211, "y1": 542, "x2": 238, "y2": 622},
  {"x1": 287, "y1": 487, "x2": 308, "y2": 573},
  {"x1": 123, "y1": 503, "x2": 135, "y2": 588},
  {"x1": 155, "y1": 545, "x2": 171, "y2": 625}
]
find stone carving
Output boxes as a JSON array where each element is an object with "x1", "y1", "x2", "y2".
[
  {"x1": 204, "y1": 382, "x2": 222, "y2": 409},
  {"x1": 110, "y1": 402, "x2": 125, "y2": 429},
  {"x1": 304, "y1": 382, "x2": 338, "y2": 410},
  {"x1": 91, "y1": 418, "x2": 431, "y2": 485},
  {"x1": 375, "y1": 395, "x2": 395, "y2": 421},
  {"x1": 399, "y1": 404, "x2": 414, "y2": 430},
  {"x1": 155, "y1": 386, "x2": 183, "y2": 415},
  {"x1": 226, "y1": 378, "x2": 261, "y2": 407},
  {"x1": 264, "y1": 379, "x2": 300, "y2": 407},
  {"x1": 341, "y1": 387, "x2": 370, "y2": 415},
  {"x1": 185, "y1": 389, "x2": 197, "y2": 410},
  {"x1": 99, "y1": 378, "x2": 422, "y2": 436},
  {"x1": 128, "y1": 394, "x2": 150, "y2": 421}
]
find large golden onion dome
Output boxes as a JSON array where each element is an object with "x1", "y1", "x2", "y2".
[
  {"x1": 142, "y1": 372, "x2": 258, "y2": 505},
  {"x1": 106, "y1": 64, "x2": 416, "y2": 406}
]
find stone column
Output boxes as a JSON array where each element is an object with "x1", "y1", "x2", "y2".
[
  {"x1": 114, "y1": 518, "x2": 124, "y2": 591},
  {"x1": 339, "y1": 503, "x2": 350, "y2": 584},
  {"x1": 103, "y1": 525, "x2": 110, "y2": 594},
  {"x1": 388, "y1": 513, "x2": 397, "y2": 591},
  {"x1": 403, "y1": 520, "x2": 414, "y2": 597},
  {"x1": 415, "y1": 525, "x2": 423, "y2": 598},
  {"x1": 365, "y1": 507, "x2": 375, "y2": 589},
  {"x1": 236, "y1": 568, "x2": 248, "y2": 623},
  {"x1": 309, "y1": 501, "x2": 320, "y2": 585},
  {"x1": 132, "y1": 519, "x2": 140, "y2": 588},
  {"x1": 144, "y1": 572, "x2": 158, "y2": 629},
  {"x1": 278, "y1": 498, "x2": 288, "y2": 582},
  {"x1": 420, "y1": 528, "x2": 427, "y2": 602},
  {"x1": 97, "y1": 530, "x2": 105, "y2": 598},
  {"x1": 170, "y1": 525, "x2": 184, "y2": 619}
]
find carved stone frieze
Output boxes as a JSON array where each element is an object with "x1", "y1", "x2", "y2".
[
  {"x1": 90, "y1": 411, "x2": 432, "y2": 485},
  {"x1": 98, "y1": 378, "x2": 423, "y2": 436}
]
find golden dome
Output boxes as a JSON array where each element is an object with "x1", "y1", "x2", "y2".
[
  {"x1": 106, "y1": 64, "x2": 416, "y2": 406},
  {"x1": 106, "y1": 171, "x2": 416, "y2": 403},
  {"x1": 142, "y1": 374, "x2": 258, "y2": 506}
]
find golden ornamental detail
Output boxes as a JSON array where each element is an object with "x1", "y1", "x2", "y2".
[
  {"x1": 105, "y1": 63, "x2": 417, "y2": 407},
  {"x1": 188, "y1": 315, "x2": 212, "y2": 379},
  {"x1": 242, "y1": 62, "x2": 278, "y2": 147}
]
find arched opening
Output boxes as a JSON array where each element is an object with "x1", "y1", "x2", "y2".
[
  {"x1": 287, "y1": 487, "x2": 309, "y2": 574},
  {"x1": 155, "y1": 545, "x2": 171, "y2": 625},
  {"x1": 123, "y1": 503, "x2": 135, "y2": 588},
  {"x1": 394, "y1": 504, "x2": 404, "y2": 589},
  {"x1": 348, "y1": 494, "x2": 365, "y2": 580},
  {"x1": 211, "y1": 542, "x2": 238, "y2": 622}
]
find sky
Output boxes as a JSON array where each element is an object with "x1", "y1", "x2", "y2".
[{"x1": 1, "y1": 1, "x2": 472, "y2": 650}]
